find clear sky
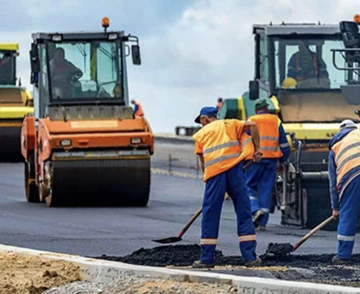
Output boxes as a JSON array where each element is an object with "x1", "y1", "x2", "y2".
[{"x1": 1, "y1": 0, "x2": 358, "y2": 133}]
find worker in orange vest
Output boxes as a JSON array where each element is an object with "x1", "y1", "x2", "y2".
[
  {"x1": 131, "y1": 99, "x2": 144, "y2": 117},
  {"x1": 192, "y1": 106, "x2": 263, "y2": 268},
  {"x1": 244, "y1": 98, "x2": 290, "y2": 231},
  {"x1": 328, "y1": 120, "x2": 360, "y2": 264}
]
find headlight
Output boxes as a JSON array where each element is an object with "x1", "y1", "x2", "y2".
[
  {"x1": 60, "y1": 139, "x2": 71, "y2": 146},
  {"x1": 51, "y1": 34, "x2": 62, "y2": 42},
  {"x1": 108, "y1": 33, "x2": 118, "y2": 40},
  {"x1": 131, "y1": 138, "x2": 141, "y2": 144}
]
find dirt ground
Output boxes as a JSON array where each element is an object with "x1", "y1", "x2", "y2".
[
  {"x1": 0, "y1": 251, "x2": 82, "y2": 294},
  {"x1": 97, "y1": 244, "x2": 360, "y2": 288}
]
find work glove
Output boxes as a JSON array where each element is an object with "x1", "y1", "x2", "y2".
[{"x1": 332, "y1": 210, "x2": 339, "y2": 220}]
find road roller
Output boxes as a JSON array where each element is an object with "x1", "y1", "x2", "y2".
[
  {"x1": 0, "y1": 43, "x2": 33, "y2": 161},
  {"x1": 21, "y1": 18, "x2": 154, "y2": 207},
  {"x1": 218, "y1": 18, "x2": 360, "y2": 231}
]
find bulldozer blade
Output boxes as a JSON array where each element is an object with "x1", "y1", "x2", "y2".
[{"x1": 151, "y1": 236, "x2": 183, "y2": 244}]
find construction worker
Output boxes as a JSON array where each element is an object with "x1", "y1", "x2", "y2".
[
  {"x1": 287, "y1": 41, "x2": 329, "y2": 88},
  {"x1": 216, "y1": 97, "x2": 223, "y2": 110},
  {"x1": 49, "y1": 47, "x2": 83, "y2": 97},
  {"x1": 244, "y1": 98, "x2": 290, "y2": 231},
  {"x1": 131, "y1": 99, "x2": 144, "y2": 117},
  {"x1": 328, "y1": 119, "x2": 360, "y2": 264},
  {"x1": 192, "y1": 106, "x2": 263, "y2": 268},
  {"x1": 0, "y1": 53, "x2": 13, "y2": 84}
]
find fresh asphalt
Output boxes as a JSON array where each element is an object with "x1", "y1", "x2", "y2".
[{"x1": 0, "y1": 141, "x2": 358, "y2": 259}]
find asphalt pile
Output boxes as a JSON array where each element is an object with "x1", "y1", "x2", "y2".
[{"x1": 97, "y1": 244, "x2": 360, "y2": 287}]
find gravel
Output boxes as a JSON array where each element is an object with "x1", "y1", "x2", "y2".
[{"x1": 44, "y1": 273, "x2": 238, "y2": 294}]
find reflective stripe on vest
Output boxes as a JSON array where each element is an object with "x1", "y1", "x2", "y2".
[
  {"x1": 331, "y1": 129, "x2": 360, "y2": 189},
  {"x1": 248, "y1": 114, "x2": 282, "y2": 158},
  {"x1": 193, "y1": 119, "x2": 252, "y2": 181}
]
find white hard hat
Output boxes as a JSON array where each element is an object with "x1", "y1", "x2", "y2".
[{"x1": 339, "y1": 119, "x2": 357, "y2": 130}]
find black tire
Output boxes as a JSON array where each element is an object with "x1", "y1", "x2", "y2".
[{"x1": 24, "y1": 157, "x2": 39, "y2": 203}]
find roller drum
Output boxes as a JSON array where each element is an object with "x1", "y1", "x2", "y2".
[
  {"x1": 0, "y1": 125, "x2": 22, "y2": 161},
  {"x1": 45, "y1": 150, "x2": 151, "y2": 207}
]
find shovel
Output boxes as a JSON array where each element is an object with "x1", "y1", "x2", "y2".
[
  {"x1": 266, "y1": 215, "x2": 335, "y2": 256},
  {"x1": 152, "y1": 206, "x2": 203, "y2": 244},
  {"x1": 152, "y1": 160, "x2": 254, "y2": 244}
]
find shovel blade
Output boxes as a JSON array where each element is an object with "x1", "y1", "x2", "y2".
[{"x1": 151, "y1": 236, "x2": 182, "y2": 244}]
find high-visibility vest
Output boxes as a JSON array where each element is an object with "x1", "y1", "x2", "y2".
[
  {"x1": 134, "y1": 102, "x2": 144, "y2": 116},
  {"x1": 331, "y1": 129, "x2": 360, "y2": 190},
  {"x1": 193, "y1": 119, "x2": 254, "y2": 181},
  {"x1": 247, "y1": 113, "x2": 282, "y2": 159}
]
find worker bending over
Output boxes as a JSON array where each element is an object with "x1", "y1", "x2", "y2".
[
  {"x1": 245, "y1": 98, "x2": 290, "y2": 230},
  {"x1": 131, "y1": 99, "x2": 144, "y2": 117},
  {"x1": 328, "y1": 119, "x2": 360, "y2": 264},
  {"x1": 192, "y1": 106, "x2": 262, "y2": 268}
]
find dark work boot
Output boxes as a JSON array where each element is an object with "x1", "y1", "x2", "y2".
[
  {"x1": 244, "y1": 256, "x2": 262, "y2": 267},
  {"x1": 192, "y1": 260, "x2": 215, "y2": 269},
  {"x1": 332, "y1": 255, "x2": 351, "y2": 265}
]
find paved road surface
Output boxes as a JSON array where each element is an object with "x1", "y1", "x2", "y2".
[{"x1": 0, "y1": 141, "x2": 357, "y2": 259}]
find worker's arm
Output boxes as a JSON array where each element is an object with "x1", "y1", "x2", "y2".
[
  {"x1": 198, "y1": 154, "x2": 205, "y2": 172},
  {"x1": 278, "y1": 122, "x2": 290, "y2": 163},
  {"x1": 328, "y1": 150, "x2": 339, "y2": 218},
  {"x1": 194, "y1": 139, "x2": 204, "y2": 172},
  {"x1": 243, "y1": 121, "x2": 260, "y2": 151},
  {"x1": 243, "y1": 121, "x2": 262, "y2": 162}
]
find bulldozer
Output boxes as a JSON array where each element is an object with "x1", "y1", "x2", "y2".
[
  {"x1": 218, "y1": 18, "x2": 360, "y2": 231},
  {"x1": 21, "y1": 18, "x2": 154, "y2": 207},
  {"x1": 0, "y1": 43, "x2": 33, "y2": 160}
]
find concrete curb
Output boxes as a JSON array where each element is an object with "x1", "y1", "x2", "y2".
[{"x1": 0, "y1": 244, "x2": 359, "y2": 293}]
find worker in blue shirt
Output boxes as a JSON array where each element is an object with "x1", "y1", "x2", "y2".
[
  {"x1": 328, "y1": 119, "x2": 360, "y2": 264},
  {"x1": 244, "y1": 98, "x2": 291, "y2": 231}
]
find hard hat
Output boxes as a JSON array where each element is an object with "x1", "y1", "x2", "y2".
[
  {"x1": 282, "y1": 77, "x2": 297, "y2": 89},
  {"x1": 339, "y1": 119, "x2": 357, "y2": 130},
  {"x1": 254, "y1": 98, "x2": 269, "y2": 110}
]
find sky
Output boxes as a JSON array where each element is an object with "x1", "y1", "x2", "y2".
[{"x1": 0, "y1": 0, "x2": 359, "y2": 133}]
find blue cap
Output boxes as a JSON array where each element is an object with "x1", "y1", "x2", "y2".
[{"x1": 194, "y1": 106, "x2": 218, "y2": 123}]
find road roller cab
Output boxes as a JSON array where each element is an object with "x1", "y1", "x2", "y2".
[
  {"x1": 218, "y1": 19, "x2": 360, "y2": 231},
  {"x1": 0, "y1": 43, "x2": 34, "y2": 160},
  {"x1": 21, "y1": 18, "x2": 154, "y2": 207}
]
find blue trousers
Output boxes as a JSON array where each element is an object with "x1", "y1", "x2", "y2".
[
  {"x1": 337, "y1": 176, "x2": 360, "y2": 259},
  {"x1": 200, "y1": 162, "x2": 257, "y2": 264},
  {"x1": 244, "y1": 159, "x2": 277, "y2": 227}
]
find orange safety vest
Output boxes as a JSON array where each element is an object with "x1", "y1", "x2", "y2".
[
  {"x1": 193, "y1": 119, "x2": 254, "y2": 181},
  {"x1": 331, "y1": 129, "x2": 360, "y2": 190},
  {"x1": 247, "y1": 113, "x2": 282, "y2": 159},
  {"x1": 134, "y1": 102, "x2": 144, "y2": 116}
]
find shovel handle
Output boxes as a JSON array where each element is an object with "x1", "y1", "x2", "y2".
[
  {"x1": 176, "y1": 161, "x2": 253, "y2": 239},
  {"x1": 177, "y1": 206, "x2": 203, "y2": 238},
  {"x1": 293, "y1": 215, "x2": 335, "y2": 251}
]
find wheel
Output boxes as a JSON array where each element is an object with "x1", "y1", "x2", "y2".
[
  {"x1": 24, "y1": 156, "x2": 39, "y2": 203},
  {"x1": 43, "y1": 162, "x2": 57, "y2": 207}
]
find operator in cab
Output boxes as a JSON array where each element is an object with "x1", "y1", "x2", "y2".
[
  {"x1": 0, "y1": 53, "x2": 13, "y2": 84},
  {"x1": 49, "y1": 47, "x2": 83, "y2": 98},
  {"x1": 286, "y1": 41, "x2": 329, "y2": 88}
]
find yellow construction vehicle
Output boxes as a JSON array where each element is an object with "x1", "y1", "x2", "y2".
[
  {"x1": 0, "y1": 43, "x2": 33, "y2": 160},
  {"x1": 218, "y1": 18, "x2": 360, "y2": 231}
]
